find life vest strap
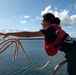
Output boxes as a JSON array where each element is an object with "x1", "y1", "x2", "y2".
[{"x1": 54, "y1": 34, "x2": 68, "y2": 48}]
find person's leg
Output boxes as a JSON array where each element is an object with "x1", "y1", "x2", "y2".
[{"x1": 67, "y1": 62, "x2": 76, "y2": 75}]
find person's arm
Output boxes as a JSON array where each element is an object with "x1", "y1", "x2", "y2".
[{"x1": 4, "y1": 31, "x2": 44, "y2": 38}]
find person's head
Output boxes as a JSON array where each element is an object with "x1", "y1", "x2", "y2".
[
  {"x1": 55, "y1": 17, "x2": 60, "y2": 25},
  {"x1": 41, "y1": 13, "x2": 60, "y2": 28}
]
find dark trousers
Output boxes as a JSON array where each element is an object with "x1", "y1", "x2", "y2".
[
  {"x1": 61, "y1": 41, "x2": 76, "y2": 75},
  {"x1": 67, "y1": 62, "x2": 76, "y2": 75},
  {"x1": 66, "y1": 47, "x2": 76, "y2": 75}
]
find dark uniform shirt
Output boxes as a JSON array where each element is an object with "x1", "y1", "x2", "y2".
[
  {"x1": 40, "y1": 27, "x2": 76, "y2": 59},
  {"x1": 40, "y1": 27, "x2": 58, "y2": 43}
]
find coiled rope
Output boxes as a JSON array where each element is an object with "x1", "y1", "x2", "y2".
[
  {"x1": 0, "y1": 38, "x2": 67, "y2": 75},
  {"x1": 0, "y1": 38, "x2": 50, "y2": 70}
]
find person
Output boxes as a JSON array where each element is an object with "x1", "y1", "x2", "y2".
[{"x1": 2, "y1": 13, "x2": 76, "y2": 75}]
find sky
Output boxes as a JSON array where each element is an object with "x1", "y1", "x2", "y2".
[{"x1": 0, "y1": 0, "x2": 76, "y2": 37}]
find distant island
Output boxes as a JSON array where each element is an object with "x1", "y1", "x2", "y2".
[{"x1": 19, "y1": 37, "x2": 44, "y2": 40}]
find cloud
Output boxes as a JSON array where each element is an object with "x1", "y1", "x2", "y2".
[
  {"x1": 24, "y1": 15, "x2": 30, "y2": 18},
  {"x1": 20, "y1": 20, "x2": 26, "y2": 24},
  {"x1": 36, "y1": 16, "x2": 41, "y2": 20},
  {"x1": 5, "y1": 29, "x2": 9, "y2": 32},
  {"x1": 67, "y1": 31, "x2": 76, "y2": 37},
  {"x1": 30, "y1": 16, "x2": 41, "y2": 22},
  {"x1": 41, "y1": 5, "x2": 76, "y2": 26},
  {"x1": 41, "y1": 6, "x2": 52, "y2": 16},
  {"x1": 23, "y1": 28, "x2": 29, "y2": 31},
  {"x1": 31, "y1": 19, "x2": 35, "y2": 22},
  {"x1": 55, "y1": 7, "x2": 57, "y2": 10}
]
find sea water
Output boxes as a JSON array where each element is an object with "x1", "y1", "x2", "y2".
[{"x1": 0, "y1": 39, "x2": 70, "y2": 75}]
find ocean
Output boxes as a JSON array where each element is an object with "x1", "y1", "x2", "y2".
[{"x1": 0, "y1": 39, "x2": 72, "y2": 75}]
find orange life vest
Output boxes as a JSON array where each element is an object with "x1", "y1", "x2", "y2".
[{"x1": 44, "y1": 24, "x2": 67, "y2": 56}]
